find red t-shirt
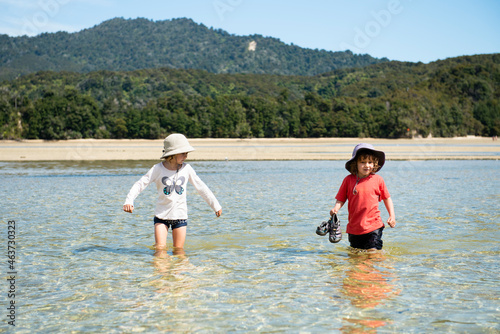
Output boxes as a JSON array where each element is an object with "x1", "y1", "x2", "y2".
[{"x1": 335, "y1": 174, "x2": 390, "y2": 235}]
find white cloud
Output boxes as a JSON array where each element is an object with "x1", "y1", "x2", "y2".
[
  {"x1": 0, "y1": 12, "x2": 82, "y2": 37},
  {"x1": 0, "y1": 0, "x2": 89, "y2": 36},
  {"x1": 0, "y1": 0, "x2": 119, "y2": 36}
]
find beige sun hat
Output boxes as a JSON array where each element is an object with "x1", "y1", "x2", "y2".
[{"x1": 160, "y1": 134, "x2": 195, "y2": 159}]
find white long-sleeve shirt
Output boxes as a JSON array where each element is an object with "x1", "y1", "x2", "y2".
[{"x1": 124, "y1": 162, "x2": 221, "y2": 220}]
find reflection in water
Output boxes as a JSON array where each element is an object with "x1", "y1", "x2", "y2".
[
  {"x1": 340, "y1": 250, "x2": 399, "y2": 333},
  {"x1": 151, "y1": 247, "x2": 194, "y2": 295},
  {"x1": 154, "y1": 246, "x2": 186, "y2": 258}
]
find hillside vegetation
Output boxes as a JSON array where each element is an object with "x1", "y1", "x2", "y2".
[
  {"x1": 1, "y1": 54, "x2": 499, "y2": 139},
  {"x1": 0, "y1": 17, "x2": 386, "y2": 81}
]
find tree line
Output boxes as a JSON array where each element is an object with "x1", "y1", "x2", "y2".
[{"x1": 0, "y1": 54, "x2": 499, "y2": 140}]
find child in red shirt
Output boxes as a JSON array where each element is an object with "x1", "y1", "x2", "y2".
[{"x1": 330, "y1": 143, "x2": 396, "y2": 250}]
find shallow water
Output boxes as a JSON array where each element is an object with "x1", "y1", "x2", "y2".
[{"x1": 1, "y1": 160, "x2": 499, "y2": 333}]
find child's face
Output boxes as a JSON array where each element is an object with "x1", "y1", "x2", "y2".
[
  {"x1": 357, "y1": 156, "x2": 375, "y2": 177},
  {"x1": 174, "y1": 152, "x2": 188, "y2": 165}
]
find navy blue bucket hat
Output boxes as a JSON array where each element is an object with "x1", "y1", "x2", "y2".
[{"x1": 345, "y1": 143, "x2": 385, "y2": 172}]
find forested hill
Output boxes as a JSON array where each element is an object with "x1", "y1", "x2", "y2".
[
  {"x1": 1, "y1": 54, "x2": 499, "y2": 140},
  {"x1": 0, "y1": 17, "x2": 387, "y2": 81}
]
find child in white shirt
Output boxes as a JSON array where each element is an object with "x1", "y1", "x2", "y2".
[{"x1": 123, "y1": 134, "x2": 222, "y2": 253}]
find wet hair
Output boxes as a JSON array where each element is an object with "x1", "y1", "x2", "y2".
[{"x1": 348, "y1": 152, "x2": 380, "y2": 175}]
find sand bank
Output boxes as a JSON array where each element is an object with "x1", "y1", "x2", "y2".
[{"x1": 0, "y1": 137, "x2": 498, "y2": 161}]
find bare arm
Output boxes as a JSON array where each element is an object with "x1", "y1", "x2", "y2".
[
  {"x1": 383, "y1": 197, "x2": 396, "y2": 228},
  {"x1": 330, "y1": 200, "x2": 344, "y2": 216}
]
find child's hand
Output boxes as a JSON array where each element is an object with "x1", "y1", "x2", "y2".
[
  {"x1": 330, "y1": 201, "x2": 344, "y2": 216},
  {"x1": 215, "y1": 209, "x2": 222, "y2": 217},
  {"x1": 123, "y1": 204, "x2": 134, "y2": 213},
  {"x1": 387, "y1": 216, "x2": 396, "y2": 228}
]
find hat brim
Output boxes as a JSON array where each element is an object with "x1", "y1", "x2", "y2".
[
  {"x1": 160, "y1": 146, "x2": 195, "y2": 159},
  {"x1": 345, "y1": 148, "x2": 385, "y2": 172}
]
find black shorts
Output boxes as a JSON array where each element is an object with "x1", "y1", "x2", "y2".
[
  {"x1": 154, "y1": 216, "x2": 187, "y2": 230},
  {"x1": 348, "y1": 227, "x2": 384, "y2": 250}
]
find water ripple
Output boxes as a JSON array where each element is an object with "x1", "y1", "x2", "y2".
[{"x1": 2, "y1": 160, "x2": 499, "y2": 333}]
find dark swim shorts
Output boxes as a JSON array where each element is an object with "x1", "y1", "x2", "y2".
[
  {"x1": 348, "y1": 227, "x2": 385, "y2": 250},
  {"x1": 154, "y1": 216, "x2": 187, "y2": 230}
]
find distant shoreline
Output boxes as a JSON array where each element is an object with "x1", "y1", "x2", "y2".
[{"x1": 0, "y1": 137, "x2": 498, "y2": 161}]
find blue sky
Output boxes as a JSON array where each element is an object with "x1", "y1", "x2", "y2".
[{"x1": 1, "y1": 0, "x2": 499, "y2": 63}]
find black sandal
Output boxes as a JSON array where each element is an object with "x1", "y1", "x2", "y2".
[
  {"x1": 316, "y1": 221, "x2": 329, "y2": 236},
  {"x1": 328, "y1": 213, "x2": 342, "y2": 243}
]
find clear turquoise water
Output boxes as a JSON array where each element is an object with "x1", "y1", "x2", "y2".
[{"x1": 1, "y1": 160, "x2": 499, "y2": 333}]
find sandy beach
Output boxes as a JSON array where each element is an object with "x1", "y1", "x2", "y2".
[{"x1": 0, "y1": 137, "x2": 498, "y2": 161}]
